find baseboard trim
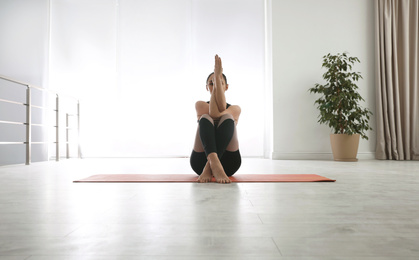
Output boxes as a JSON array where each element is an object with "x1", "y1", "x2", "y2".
[{"x1": 272, "y1": 152, "x2": 376, "y2": 160}]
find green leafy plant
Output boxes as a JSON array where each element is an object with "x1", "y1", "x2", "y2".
[{"x1": 309, "y1": 53, "x2": 373, "y2": 140}]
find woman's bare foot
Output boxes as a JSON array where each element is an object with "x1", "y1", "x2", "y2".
[
  {"x1": 198, "y1": 162, "x2": 213, "y2": 183},
  {"x1": 208, "y1": 153, "x2": 231, "y2": 184}
]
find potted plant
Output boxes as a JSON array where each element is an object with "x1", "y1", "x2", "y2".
[{"x1": 309, "y1": 52, "x2": 373, "y2": 161}]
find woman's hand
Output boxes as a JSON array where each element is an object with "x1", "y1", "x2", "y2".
[
  {"x1": 210, "y1": 54, "x2": 227, "y2": 115},
  {"x1": 214, "y1": 55, "x2": 223, "y2": 78},
  {"x1": 214, "y1": 54, "x2": 226, "y2": 92}
]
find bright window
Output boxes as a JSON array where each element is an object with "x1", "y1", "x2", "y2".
[{"x1": 50, "y1": 0, "x2": 265, "y2": 157}]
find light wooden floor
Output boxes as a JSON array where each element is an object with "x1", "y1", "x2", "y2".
[{"x1": 0, "y1": 158, "x2": 418, "y2": 259}]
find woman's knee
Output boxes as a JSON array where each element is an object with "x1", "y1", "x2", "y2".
[
  {"x1": 199, "y1": 114, "x2": 214, "y2": 125},
  {"x1": 218, "y1": 113, "x2": 234, "y2": 126}
]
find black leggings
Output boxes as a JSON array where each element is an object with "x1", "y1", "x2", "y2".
[{"x1": 190, "y1": 113, "x2": 241, "y2": 176}]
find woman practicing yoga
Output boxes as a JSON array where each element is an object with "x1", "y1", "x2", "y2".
[{"x1": 190, "y1": 55, "x2": 241, "y2": 183}]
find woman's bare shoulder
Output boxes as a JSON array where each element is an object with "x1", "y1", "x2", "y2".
[
  {"x1": 228, "y1": 104, "x2": 241, "y2": 114},
  {"x1": 195, "y1": 101, "x2": 209, "y2": 111},
  {"x1": 195, "y1": 101, "x2": 209, "y2": 118},
  {"x1": 226, "y1": 105, "x2": 241, "y2": 122},
  {"x1": 195, "y1": 100, "x2": 208, "y2": 107}
]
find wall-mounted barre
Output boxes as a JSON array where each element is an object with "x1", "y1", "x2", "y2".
[{"x1": 0, "y1": 75, "x2": 81, "y2": 165}]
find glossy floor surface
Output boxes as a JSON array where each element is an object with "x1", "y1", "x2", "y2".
[{"x1": 0, "y1": 158, "x2": 418, "y2": 260}]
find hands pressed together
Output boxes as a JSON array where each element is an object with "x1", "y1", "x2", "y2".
[
  {"x1": 214, "y1": 54, "x2": 223, "y2": 78},
  {"x1": 213, "y1": 54, "x2": 225, "y2": 91}
]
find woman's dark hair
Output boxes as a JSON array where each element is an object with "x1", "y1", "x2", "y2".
[{"x1": 206, "y1": 72, "x2": 227, "y2": 85}]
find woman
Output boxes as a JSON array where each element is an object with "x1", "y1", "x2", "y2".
[{"x1": 190, "y1": 55, "x2": 241, "y2": 183}]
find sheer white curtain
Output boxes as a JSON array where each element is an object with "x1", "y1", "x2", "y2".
[{"x1": 50, "y1": 0, "x2": 265, "y2": 157}]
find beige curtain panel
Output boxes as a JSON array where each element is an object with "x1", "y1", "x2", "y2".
[{"x1": 375, "y1": 0, "x2": 419, "y2": 160}]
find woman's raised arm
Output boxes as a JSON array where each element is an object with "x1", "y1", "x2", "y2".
[{"x1": 213, "y1": 55, "x2": 227, "y2": 112}]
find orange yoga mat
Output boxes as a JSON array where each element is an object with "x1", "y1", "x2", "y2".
[{"x1": 74, "y1": 174, "x2": 335, "y2": 183}]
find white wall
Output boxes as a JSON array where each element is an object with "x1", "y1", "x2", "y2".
[
  {"x1": 271, "y1": 0, "x2": 376, "y2": 160},
  {"x1": 0, "y1": 0, "x2": 50, "y2": 165},
  {"x1": 0, "y1": 0, "x2": 377, "y2": 164}
]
